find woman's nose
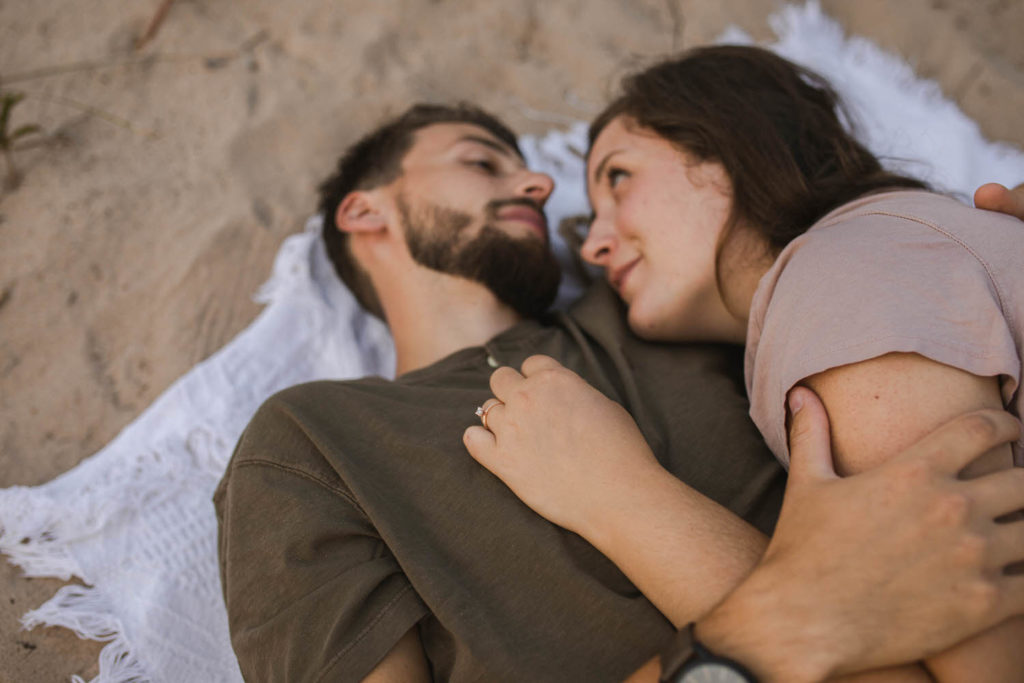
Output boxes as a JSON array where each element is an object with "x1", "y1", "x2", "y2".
[{"x1": 580, "y1": 217, "x2": 616, "y2": 266}]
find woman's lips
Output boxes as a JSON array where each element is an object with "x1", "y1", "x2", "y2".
[{"x1": 609, "y1": 258, "x2": 639, "y2": 297}]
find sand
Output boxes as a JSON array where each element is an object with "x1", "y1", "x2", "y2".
[{"x1": 1, "y1": 0, "x2": 1021, "y2": 680}]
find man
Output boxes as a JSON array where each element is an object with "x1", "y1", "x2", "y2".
[{"x1": 215, "y1": 103, "x2": 1024, "y2": 682}]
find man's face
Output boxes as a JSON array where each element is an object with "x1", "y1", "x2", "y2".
[{"x1": 389, "y1": 123, "x2": 562, "y2": 319}]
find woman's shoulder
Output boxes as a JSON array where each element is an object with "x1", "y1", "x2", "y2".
[
  {"x1": 747, "y1": 191, "x2": 1020, "y2": 397},
  {"x1": 804, "y1": 189, "x2": 1021, "y2": 253},
  {"x1": 761, "y1": 193, "x2": 964, "y2": 298},
  {"x1": 815, "y1": 189, "x2": 959, "y2": 223}
]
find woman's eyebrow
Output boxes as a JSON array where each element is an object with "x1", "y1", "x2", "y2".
[{"x1": 591, "y1": 149, "x2": 622, "y2": 185}]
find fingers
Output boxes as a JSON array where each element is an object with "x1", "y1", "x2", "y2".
[
  {"x1": 1000, "y1": 577, "x2": 1024, "y2": 625},
  {"x1": 490, "y1": 366, "x2": 523, "y2": 400},
  {"x1": 477, "y1": 398, "x2": 505, "y2": 432},
  {"x1": 907, "y1": 409, "x2": 1021, "y2": 474},
  {"x1": 987, "y1": 519, "x2": 1024, "y2": 569},
  {"x1": 479, "y1": 397, "x2": 503, "y2": 416},
  {"x1": 491, "y1": 355, "x2": 571, "y2": 398},
  {"x1": 463, "y1": 425, "x2": 496, "y2": 463},
  {"x1": 974, "y1": 182, "x2": 1024, "y2": 220},
  {"x1": 969, "y1": 466, "x2": 1024, "y2": 520},
  {"x1": 785, "y1": 386, "x2": 838, "y2": 485},
  {"x1": 520, "y1": 354, "x2": 564, "y2": 376},
  {"x1": 974, "y1": 183, "x2": 1010, "y2": 211}
]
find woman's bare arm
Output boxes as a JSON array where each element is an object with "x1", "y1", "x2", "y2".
[{"x1": 465, "y1": 355, "x2": 769, "y2": 621}]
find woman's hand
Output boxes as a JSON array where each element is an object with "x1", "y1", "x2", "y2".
[{"x1": 463, "y1": 354, "x2": 662, "y2": 538}]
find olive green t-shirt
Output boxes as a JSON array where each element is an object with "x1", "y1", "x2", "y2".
[{"x1": 214, "y1": 283, "x2": 783, "y2": 682}]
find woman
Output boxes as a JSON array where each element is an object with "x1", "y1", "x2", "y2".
[{"x1": 464, "y1": 46, "x2": 1024, "y2": 681}]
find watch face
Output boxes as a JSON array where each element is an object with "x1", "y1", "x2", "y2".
[{"x1": 680, "y1": 661, "x2": 749, "y2": 683}]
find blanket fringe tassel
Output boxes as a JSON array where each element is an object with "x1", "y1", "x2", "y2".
[{"x1": 23, "y1": 583, "x2": 149, "y2": 683}]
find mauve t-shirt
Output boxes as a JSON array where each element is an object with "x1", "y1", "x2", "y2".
[{"x1": 745, "y1": 190, "x2": 1024, "y2": 466}]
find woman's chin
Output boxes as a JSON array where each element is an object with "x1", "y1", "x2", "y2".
[
  {"x1": 627, "y1": 308, "x2": 688, "y2": 342},
  {"x1": 627, "y1": 306, "x2": 743, "y2": 344}
]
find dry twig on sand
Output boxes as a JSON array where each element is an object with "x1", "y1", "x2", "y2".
[
  {"x1": 135, "y1": 0, "x2": 179, "y2": 51},
  {"x1": 0, "y1": 91, "x2": 43, "y2": 190}
]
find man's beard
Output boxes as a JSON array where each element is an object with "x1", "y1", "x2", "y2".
[{"x1": 399, "y1": 196, "x2": 561, "y2": 319}]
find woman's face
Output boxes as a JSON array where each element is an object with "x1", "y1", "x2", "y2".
[{"x1": 583, "y1": 116, "x2": 746, "y2": 342}]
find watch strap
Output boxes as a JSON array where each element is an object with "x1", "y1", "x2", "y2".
[
  {"x1": 658, "y1": 622, "x2": 760, "y2": 683},
  {"x1": 658, "y1": 622, "x2": 697, "y2": 682}
]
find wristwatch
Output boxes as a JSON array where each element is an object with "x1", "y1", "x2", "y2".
[{"x1": 658, "y1": 623, "x2": 758, "y2": 683}]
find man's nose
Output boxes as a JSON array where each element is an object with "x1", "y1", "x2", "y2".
[
  {"x1": 581, "y1": 217, "x2": 615, "y2": 266},
  {"x1": 514, "y1": 170, "x2": 555, "y2": 205}
]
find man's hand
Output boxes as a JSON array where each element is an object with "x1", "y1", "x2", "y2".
[
  {"x1": 695, "y1": 387, "x2": 1024, "y2": 683},
  {"x1": 974, "y1": 182, "x2": 1024, "y2": 220}
]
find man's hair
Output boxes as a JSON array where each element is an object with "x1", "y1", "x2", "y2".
[
  {"x1": 317, "y1": 103, "x2": 523, "y2": 319},
  {"x1": 589, "y1": 45, "x2": 929, "y2": 255}
]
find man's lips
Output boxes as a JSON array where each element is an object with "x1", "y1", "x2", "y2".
[
  {"x1": 608, "y1": 258, "x2": 640, "y2": 297},
  {"x1": 496, "y1": 206, "x2": 548, "y2": 239}
]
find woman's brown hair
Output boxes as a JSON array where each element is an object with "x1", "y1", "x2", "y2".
[{"x1": 589, "y1": 45, "x2": 929, "y2": 253}]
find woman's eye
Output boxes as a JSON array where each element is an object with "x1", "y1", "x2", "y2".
[{"x1": 607, "y1": 168, "x2": 628, "y2": 188}]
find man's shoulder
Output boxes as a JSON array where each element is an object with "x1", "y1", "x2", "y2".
[
  {"x1": 225, "y1": 377, "x2": 396, "y2": 474},
  {"x1": 263, "y1": 376, "x2": 395, "y2": 412},
  {"x1": 235, "y1": 363, "x2": 484, "y2": 468}
]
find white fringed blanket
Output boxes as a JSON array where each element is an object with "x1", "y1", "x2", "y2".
[{"x1": 2, "y1": 3, "x2": 1023, "y2": 681}]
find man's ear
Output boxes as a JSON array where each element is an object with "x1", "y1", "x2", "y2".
[{"x1": 336, "y1": 191, "x2": 387, "y2": 235}]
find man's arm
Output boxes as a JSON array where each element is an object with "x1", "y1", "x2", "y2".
[
  {"x1": 216, "y1": 396, "x2": 429, "y2": 683},
  {"x1": 804, "y1": 353, "x2": 1023, "y2": 682},
  {"x1": 694, "y1": 388, "x2": 1024, "y2": 682},
  {"x1": 625, "y1": 388, "x2": 1024, "y2": 682},
  {"x1": 362, "y1": 626, "x2": 431, "y2": 683},
  {"x1": 588, "y1": 462, "x2": 928, "y2": 680}
]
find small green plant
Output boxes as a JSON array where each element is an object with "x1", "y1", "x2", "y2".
[{"x1": 1, "y1": 90, "x2": 43, "y2": 190}]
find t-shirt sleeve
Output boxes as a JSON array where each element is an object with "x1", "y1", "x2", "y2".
[
  {"x1": 214, "y1": 398, "x2": 429, "y2": 683},
  {"x1": 747, "y1": 212, "x2": 1020, "y2": 465}
]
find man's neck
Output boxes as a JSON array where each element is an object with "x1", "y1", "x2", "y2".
[{"x1": 379, "y1": 270, "x2": 523, "y2": 376}]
